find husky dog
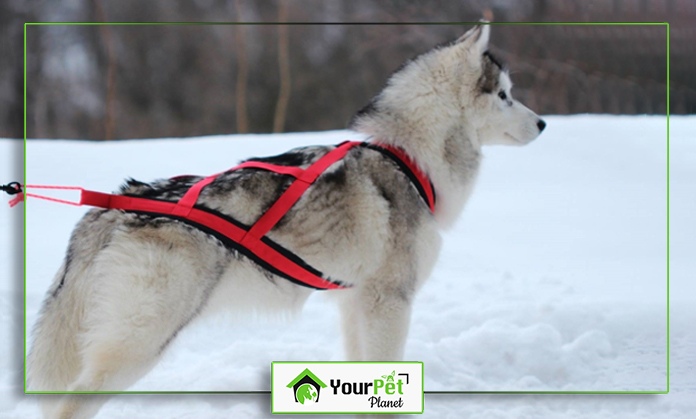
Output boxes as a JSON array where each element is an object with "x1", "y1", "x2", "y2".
[{"x1": 29, "y1": 23, "x2": 545, "y2": 418}]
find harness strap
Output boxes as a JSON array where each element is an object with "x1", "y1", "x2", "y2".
[
  {"x1": 244, "y1": 142, "x2": 357, "y2": 242},
  {"x1": 78, "y1": 141, "x2": 362, "y2": 290},
  {"x1": 13, "y1": 140, "x2": 436, "y2": 291},
  {"x1": 172, "y1": 161, "x2": 307, "y2": 218},
  {"x1": 366, "y1": 143, "x2": 436, "y2": 213},
  {"x1": 80, "y1": 191, "x2": 344, "y2": 290}
]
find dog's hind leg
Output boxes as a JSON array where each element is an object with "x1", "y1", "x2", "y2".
[
  {"x1": 47, "y1": 332, "x2": 169, "y2": 419},
  {"x1": 48, "y1": 276, "x2": 219, "y2": 419},
  {"x1": 47, "y1": 228, "x2": 228, "y2": 419}
]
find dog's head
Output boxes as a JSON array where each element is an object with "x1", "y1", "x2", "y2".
[
  {"x1": 447, "y1": 23, "x2": 546, "y2": 145},
  {"x1": 353, "y1": 23, "x2": 545, "y2": 147}
]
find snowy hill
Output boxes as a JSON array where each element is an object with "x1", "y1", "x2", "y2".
[{"x1": 1, "y1": 115, "x2": 694, "y2": 418}]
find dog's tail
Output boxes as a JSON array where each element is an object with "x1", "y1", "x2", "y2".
[{"x1": 26, "y1": 259, "x2": 88, "y2": 395}]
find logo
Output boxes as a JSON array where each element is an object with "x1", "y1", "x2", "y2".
[
  {"x1": 272, "y1": 362, "x2": 423, "y2": 413},
  {"x1": 286, "y1": 368, "x2": 328, "y2": 404},
  {"x1": 330, "y1": 369, "x2": 410, "y2": 408}
]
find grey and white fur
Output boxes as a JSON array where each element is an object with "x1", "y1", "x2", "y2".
[{"x1": 28, "y1": 23, "x2": 545, "y2": 418}]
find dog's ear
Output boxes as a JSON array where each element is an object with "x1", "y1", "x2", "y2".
[{"x1": 456, "y1": 20, "x2": 490, "y2": 54}]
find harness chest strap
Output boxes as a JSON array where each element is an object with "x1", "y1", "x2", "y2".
[{"x1": 20, "y1": 141, "x2": 436, "y2": 291}]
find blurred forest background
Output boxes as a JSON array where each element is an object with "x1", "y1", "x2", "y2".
[{"x1": 0, "y1": 0, "x2": 691, "y2": 140}]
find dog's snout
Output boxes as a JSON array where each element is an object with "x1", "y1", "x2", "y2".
[{"x1": 537, "y1": 119, "x2": 546, "y2": 133}]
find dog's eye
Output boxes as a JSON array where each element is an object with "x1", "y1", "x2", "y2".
[{"x1": 498, "y1": 91, "x2": 507, "y2": 100}]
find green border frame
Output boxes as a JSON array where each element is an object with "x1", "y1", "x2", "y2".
[
  {"x1": 22, "y1": 21, "x2": 670, "y2": 396},
  {"x1": 271, "y1": 361, "x2": 424, "y2": 414}
]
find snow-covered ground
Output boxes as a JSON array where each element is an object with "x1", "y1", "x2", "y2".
[{"x1": 1, "y1": 115, "x2": 694, "y2": 417}]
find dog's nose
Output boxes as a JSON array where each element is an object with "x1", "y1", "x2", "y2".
[{"x1": 537, "y1": 119, "x2": 546, "y2": 133}]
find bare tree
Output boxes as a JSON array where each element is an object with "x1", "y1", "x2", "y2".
[
  {"x1": 95, "y1": 0, "x2": 116, "y2": 140},
  {"x1": 273, "y1": 0, "x2": 291, "y2": 133},
  {"x1": 234, "y1": 0, "x2": 249, "y2": 133}
]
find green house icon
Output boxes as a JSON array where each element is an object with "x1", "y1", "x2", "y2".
[{"x1": 286, "y1": 368, "x2": 328, "y2": 404}]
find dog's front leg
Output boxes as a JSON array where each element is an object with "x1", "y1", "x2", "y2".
[
  {"x1": 338, "y1": 289, "x2": 365, "y2": 361},
  {"x1": 357, "y1": 281, "x2": 414, "y2": 362}
]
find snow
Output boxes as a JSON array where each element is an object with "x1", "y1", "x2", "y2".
[{"x1": 1, "y1": 115, "x2": 695, "y2": 417}]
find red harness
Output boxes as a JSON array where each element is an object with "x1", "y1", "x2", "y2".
[{"x1": 12, "y1": 141, "x2": 435, "y2": 290}]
